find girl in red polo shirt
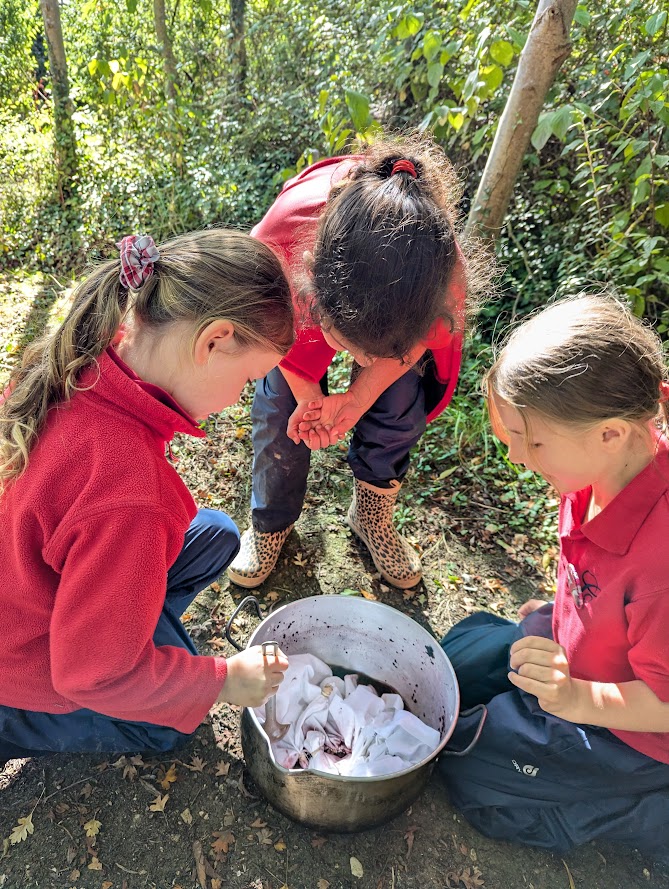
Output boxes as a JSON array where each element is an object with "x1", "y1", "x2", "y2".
[
  {"x1": 228, "y1": 134, "x2": 475, "y2": 591},
  {"x1": 439, "y1": 294, "x2": 669, "y2": 863},
  {"x1": 0, "y1": 230, "x2": 290, "y2": 760}
]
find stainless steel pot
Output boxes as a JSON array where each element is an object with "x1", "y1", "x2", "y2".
[{"x1": 226, "y1": 595, "x2": 485, "y2": 832}]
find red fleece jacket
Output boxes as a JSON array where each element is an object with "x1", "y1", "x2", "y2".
[{"x1": 0, "y1": 350, "x2": 228, "y2": 733}]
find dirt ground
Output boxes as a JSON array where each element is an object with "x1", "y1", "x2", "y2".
[{"x1": 1, "y1": 276, "x2": 668, "y2": 889}]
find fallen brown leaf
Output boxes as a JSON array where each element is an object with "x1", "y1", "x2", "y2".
[
  {"x1": 87, "y1": 856, "x2": 103, "y2": 871},
  {"x1": 186, "y1": 755, "x2": 206, "y2": 773},
  {"x1": 192, "y1": 840, "x2": 207, "y2": 889},
  {"x1": 311, "y1": 835, "x2": 327, "y2": 848},
  {"x1": 215, "y1": 761, "x2": 230, "y2": 777},
  {"x1": 256, "y1": 827, "x2": 273, "y2": 845},
  {"x1": 211, "y1": 831, "x2": 235, "y2": 854},
  {"x1": 250, "y1": 818, "x2": 267, "y2": 828},
  {"x1": 405, "y1": 824, "x2": 418, "y2": 858},
  {"x1": 148, "y1": 794, "x2": 169, "y2": 812},
  {"x1": 317, "y1": 881, "x2": 330, "y2": 889},
  {"x1": 160, "y1": 763, "x2": 178, "y2": 790}
]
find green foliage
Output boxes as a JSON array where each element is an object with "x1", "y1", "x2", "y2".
[
  {"x1": 1, "y1": 0, "x2": 667, "y2": 341},
  {"x1": 0, "y1": 0, "x2": 39, "y2": 116}
]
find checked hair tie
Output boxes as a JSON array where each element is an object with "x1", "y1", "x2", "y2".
[{"x1": 117, "y1": 234, "x2": 160, "y2": 290}]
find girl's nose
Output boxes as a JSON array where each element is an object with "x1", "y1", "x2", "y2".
[{"x1": 507, "y1": 439, "x2": 527, "y2": 466}]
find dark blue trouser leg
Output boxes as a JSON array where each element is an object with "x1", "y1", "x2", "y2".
[
  {"x1": 439, "y1": 609, "x2": 669, "y2": 861},
  {"x1": 0, "y1": 509, "x2": 239, "y2": 758},
  {"x1": 250, "y1": 364, "x2": 427, "y2": 528},
  {"x1": 250, "y1": 367, "x2": 311, "y2": 533},
  {"x1": 348, "y1": 366, "x2": 426, "y2": 484}
]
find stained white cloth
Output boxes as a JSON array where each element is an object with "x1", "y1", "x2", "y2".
[{"x1": 255, "y1": 653, "x2": 441, "y2": 776}]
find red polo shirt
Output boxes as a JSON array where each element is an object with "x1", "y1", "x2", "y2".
[
  {"x1": 252, "y1": 156, "x2": 465, "y2": 422},
  {"x1": 553, "y1": 436, "x2": 669, "y2": 763}
]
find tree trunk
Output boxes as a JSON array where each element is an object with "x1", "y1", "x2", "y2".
[
  {"x1": 230, "y1": 0, "x2": 247, "y2": 91},
  {"x1": 465, "y1": 0, "x2": 579, "y2": 242},
  {"x1": 38, "y1": 0, "x2": 77, "y2": 200},
  {"x1": 153, "y1": 0, "x2": 178, "y2": 105}
]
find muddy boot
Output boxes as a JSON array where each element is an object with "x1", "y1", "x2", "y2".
[
  {"x1": 227, "y1": 525, "x2": 294, "y2": 588},
  {"x1": 346, "y1": 479, "x2": 421, "y2": 589}
]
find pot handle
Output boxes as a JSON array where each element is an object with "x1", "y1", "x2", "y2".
[
  {"x1": 440, "y1": 704, "x2": 487, "y2": 757},
  {"x1": 224, "y1": 595, "x2": 266, "y2": 651}
]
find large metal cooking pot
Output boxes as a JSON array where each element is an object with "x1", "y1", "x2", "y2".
[{"x1": 226, "y1": 595, "x2": 485, "y2": 832}]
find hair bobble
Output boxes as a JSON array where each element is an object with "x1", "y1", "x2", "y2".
[
  {"x1": 117, "y1": 234, "x2": 160, "y2": 290},
  {"x1": 659, "y1": 381, "x2": 669, "y2": 403},
  {"x1": 391, "y1": 159, "x2": 417, "y2": 179}
]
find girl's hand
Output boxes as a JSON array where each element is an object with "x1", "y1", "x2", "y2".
[
  {"x1": 517, "y1": 598, "x2": 549, "y2": 619},
  {"x1": 287, "y1": 399, "x2": 320, "y2": 444},
  {"x1": 218, "y1": 644, "x2": 289, "y2": 708},
  {"x1": 508, "y1": 636, "x2": 579, "y2": 718},
  {"x1": 290, "y1": 393, "x2": 367, "y2": 451}
]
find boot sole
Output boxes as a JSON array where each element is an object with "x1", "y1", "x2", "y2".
[
  {"x1": 226, "y1": 569, "x2": 269, "y2": 589},
  {"x1": 346, "y1": 515, "x2": 422, "y2": 590}
]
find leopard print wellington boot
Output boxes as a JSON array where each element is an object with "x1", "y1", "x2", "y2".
[
  {"x1": 346, "y1": 479, "x2": 422, "y2": 589},
  {"x1": 227, "y1": 525, "x2": 294, "y2": 588}
]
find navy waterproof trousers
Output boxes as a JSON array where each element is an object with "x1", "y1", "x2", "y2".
[
  {"x1": 0, "y1": 508, "x2": 240, "y2": 758},
  {"x1": 250, "y1": 365, "x2": 426, "y2": 533},
  {"x1": 440, "y1": 608, "x2": 669, "y2": 863}
]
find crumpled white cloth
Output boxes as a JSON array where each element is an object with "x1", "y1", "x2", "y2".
[{"x1": 254, "y1": 653, "x2": 441, "y2": 777}]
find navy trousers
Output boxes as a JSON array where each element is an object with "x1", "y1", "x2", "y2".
[
  {"x1": 250, "y1": 365, "x2": 426, "y2": 533},
  {"x1": 0, "y1": 508, "x2": 240, "y2": 759},
  {"x1": 439, "y1": 609, "x2": 669, "y2": 863}
]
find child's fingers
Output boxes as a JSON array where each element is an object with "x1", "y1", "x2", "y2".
[
  {"x1": 510, "y1": 636, "x2": 561, "y2": 656},
  {"x1": 509, "y1": 647, "x2": 567, "y2": 671}
]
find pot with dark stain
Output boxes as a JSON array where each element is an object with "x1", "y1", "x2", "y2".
[{"x1": 227, "y1": 595, "x2": 485, "y2": 832}]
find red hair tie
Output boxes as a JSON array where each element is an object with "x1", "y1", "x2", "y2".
[
  {"x1": 391, "y1": 159, "x2": 417, "y2": 178},
  {"x1": 117, "y1": 234, "x2": 160, "y2": 290},
  {"x1": 659, "y1": 381, "x2": 669, "y2": 403}
]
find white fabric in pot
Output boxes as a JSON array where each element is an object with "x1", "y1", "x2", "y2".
[{"x1": 255, "y1": 653, "x2": 441, "y2": 777}]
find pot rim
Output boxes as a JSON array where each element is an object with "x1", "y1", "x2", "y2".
[{"x1": 244, "y1": 595, "x2": 460, "y2": 781}]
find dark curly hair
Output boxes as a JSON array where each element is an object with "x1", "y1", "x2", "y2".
[{"x1": 309, "y1": 133, "x2": 476, "y2": 362}]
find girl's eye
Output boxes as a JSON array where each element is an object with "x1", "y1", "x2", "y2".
[{"x1": 531, "y1": 443, "x2": 542, "y2": 449}]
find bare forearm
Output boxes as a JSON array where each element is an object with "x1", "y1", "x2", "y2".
[
  {"x1": 349, "y1": 347, "x2": 426, "y2": 412},
  {"x1": 568, "y1": 679, "x2": 669, "y2": 732},
  {"x1": 279, "y1": 365, "x2": 323, "y2": 402}
]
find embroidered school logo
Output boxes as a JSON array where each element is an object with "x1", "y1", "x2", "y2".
[
  {"x1": 566, "y1": 562, "x2": 601, "y2": 609},
  {"x1": 512, "y1": 759, "x2": 539, "y2": 777}
]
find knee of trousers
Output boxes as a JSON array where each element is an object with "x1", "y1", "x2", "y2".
[{"x1": 191, "y1": 509, "x2": 241, "y2": 570}]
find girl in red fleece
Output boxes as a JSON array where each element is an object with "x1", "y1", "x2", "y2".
[{"x1": 0, "y1": 229, "x2": 291, "y2": 758}]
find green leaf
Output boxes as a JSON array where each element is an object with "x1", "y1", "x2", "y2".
[
  {"x1": 489, "y1": 39, "x2": 514, "y2": 67},
  {"x1": 656, "y1": 204, "x2": 669, "y2": 229},
  {"x1": 396, "y1": 13, "x2": 423, "y2": 39},
  {"x1": 125, "y1": 0, "x2": 138, "y2": 12},
  {"x1": 573, "y1": 6, "x2": 590, "y2": 26},
  {"x1": 551, "y1": 105, "x2": 572, "y2": 141},
  {"x1": 427, "y1": 61, "x2": 444, "y2": 88},
  {"x1": 531, "y1": 112, "x2": 554, "y2": 151},
  {"x1": 340, "y1": 588, "x2": 361, "y2": 597},
  {"x1": 645, "y1": 11, "x2": 667, "y2": 36},
  {"x1": 88, "y1": 58, "x2": 99, "y2": 76},
  {"x1": 422, "y1": 31, "x2": 441, "y2": 63},
  {"x1": 345, "y1": 89, "x2": 371, "y2": 133}
]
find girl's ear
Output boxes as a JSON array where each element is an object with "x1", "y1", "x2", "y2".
[
  {"x1": 193, "y1": 319, "x2": 236, "y2": 366},
  {"x1": 600, "y1": 419, "x2": 630, "y2": 451}
]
